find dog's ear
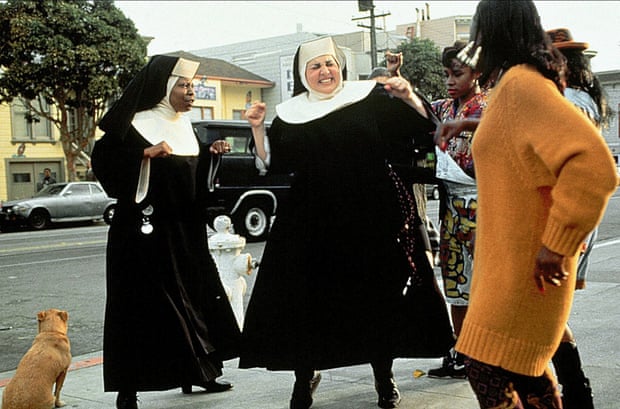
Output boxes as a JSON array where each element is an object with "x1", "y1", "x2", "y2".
[
  {"x1": 58, "y1": 310, "x2": 69, "y2": 322},
  {"x1": 37, "y1": 310, "x2": 47, "y2": 322}
]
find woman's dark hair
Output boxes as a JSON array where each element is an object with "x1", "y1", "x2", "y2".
[
  {"x1": 469, "y1": 0, "x2": 565, "y2": 91},
  {"x1": 441, "y1": 40, "x2": 468, "y2": 68},
  {"x1": 562, "y1": 48, "x2": 611, "y2": 126},
  {"x1": 292, "y1": 45, "x2": 347, "y2": 97}
]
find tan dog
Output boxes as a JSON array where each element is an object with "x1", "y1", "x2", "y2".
[{"x1": 2, "y1": 309, "x2": 71, "y2": 409}]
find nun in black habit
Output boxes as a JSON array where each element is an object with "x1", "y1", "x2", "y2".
[
  {"x1": 241, "y1": 37, "x2": 454, "y2": 409},
  {"x1": 92, "y1": 55, "x2": 241, "y2": 409}
]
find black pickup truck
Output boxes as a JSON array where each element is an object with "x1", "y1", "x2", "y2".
[{"x1": 193, "y1": 120, "x2": 291, "y2": 242}]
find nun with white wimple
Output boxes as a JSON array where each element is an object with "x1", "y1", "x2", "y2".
[
  {"x1": 240, "y1": 37, "x2": 454, "y2": 409},
  {"x1": 93, "y1": 55, "x2": 241, "y2": 409}
]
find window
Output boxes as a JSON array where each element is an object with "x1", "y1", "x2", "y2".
[
  {"x1": 224, "y1": 136, "x2": 250, "y2": 154},
  {"x1": 232, "y1": 109, "x2": 246, "y2": 120},
  {"x1": 67, "y1": 184, "x2": 90, "y2": 196},
  {"x1": 199, "y1": 127, "x2": 251, "y2": 154},
  {"x1": 190, "y1": 107, "x2": 213, "y2": 121},
  {"x1": 11, "y1": 98, "x2": 53, "y2": 142},
  {"x1": 13, "y1": 173, "x2": 31, "y2": 183},
  {"x1": 67, "y1": 108, "x2": 79, "y2": 136},
  {"x1": 91, "y1": 184, "x2": 104, "y2": 194}
]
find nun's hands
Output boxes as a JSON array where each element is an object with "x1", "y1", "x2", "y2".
[
  {"x1": 385, "y1": 51, "x2": 403, "y2": 77},
  {"x1": 384, "y1": 77, "x2": 428, "y2": 118},
  {"x1": 384, "y1": 76, "x2": 413, "y2": 99},
  {"x1": 210, "y1": 140, "x2": 231, "y2": 155},
  {"x1": 246, "y1": 101, "x2": 267, "y2": 128},
  {"x1": 144, "y1": 141, "x2": 173, "y2": 158},
  {"x1": 247, "y1": 101, "x2": 269, "y2": 162}
]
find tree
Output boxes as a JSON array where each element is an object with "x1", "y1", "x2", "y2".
[
  {"x1": 0, "y1": 0, "x2": 147, "y2": 181},
  {"x1": 382, "y1": 37, "x2": 447, "y2": 102}
]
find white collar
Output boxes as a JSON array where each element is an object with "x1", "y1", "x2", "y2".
[
  {"x1": 132, "y1": 111, "x2": 199, "y2": 156},
  {"x1": 276, "y1": 80, "x2": 376, "y2": 124},
  {"x1": 131, "y1": 76, "x2": 199, "y2": 156}
]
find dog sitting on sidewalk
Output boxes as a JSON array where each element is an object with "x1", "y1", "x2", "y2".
[{"x1": 2, "y1": 309, "x2": 71, "y2": 409}]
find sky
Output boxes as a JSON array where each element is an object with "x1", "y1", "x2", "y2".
[{"x1": 115, "y1": 1, "x2": 620, "y2": 73}]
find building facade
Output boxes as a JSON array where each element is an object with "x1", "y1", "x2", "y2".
[
  {"x1": 395, "y1": 15, "x2": 472, "y2": 51},
  {"x1": 0, "y1": 102, "x2": 66, "y2": 201},
  {"x1": 165, "y1": 51, "x2": 273, "y2": 122}
]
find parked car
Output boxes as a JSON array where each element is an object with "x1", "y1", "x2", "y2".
[
  {"x1": 193, "y1": 120, "x2": 291, "y2": 242},
  {"x1": 426, "y1": 184, "x2": 440, "y2": 200},
  {"x1": 0, "y1": 182, "x2": 116, "y2": 231}
]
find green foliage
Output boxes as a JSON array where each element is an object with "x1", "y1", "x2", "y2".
[
  {"x1": 0, "y1": 0, "x2": 147, "y2": 179},
  {"x1": 383, "y1": 37, "x2": 447, "y2": 102}
]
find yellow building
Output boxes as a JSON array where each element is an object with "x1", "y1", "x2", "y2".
[
  {"x1": 0, "y1": 52, "x2": 273, "y2": 202},
  {"x1": 167, "y1": 51, "x2": 274, "y2": 122},
  {"x1": 0, "y1": 101, "x2": 66, "y2": 201}
]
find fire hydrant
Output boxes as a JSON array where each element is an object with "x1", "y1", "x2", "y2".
[{"x1": 208, "y1": 215, "x2": 253, "y2": 329}]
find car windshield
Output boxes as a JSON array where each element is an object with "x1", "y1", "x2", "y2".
[{"x1": 34, "y1": 184, "x2": 66, "y2": 197}]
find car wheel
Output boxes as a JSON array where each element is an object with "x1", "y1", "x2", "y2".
[
  {"x1": 233, "y1": 202, "x2": 270, "y2": 242},
  {"x1": 103, "y1": 205, "x2": 116, "y2": 225},
  {"x1": 432, "y1": 186, "x2": 440, "y2": 200},
  {"x1": 29, "y1": 209, "x2": 50, "y2": 230}
]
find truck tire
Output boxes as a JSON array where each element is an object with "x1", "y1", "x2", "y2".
[{"x1": 233, "y1": 201, "x2": 271, "y2": 242}]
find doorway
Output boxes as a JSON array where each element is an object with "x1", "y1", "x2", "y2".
[{"x1": 6, "y1": 160, "x2": 63, "y2": 200}]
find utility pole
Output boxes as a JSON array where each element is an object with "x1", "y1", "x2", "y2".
[{"x1": 353, "y1": 0, "x2": 390, "y2": 68}]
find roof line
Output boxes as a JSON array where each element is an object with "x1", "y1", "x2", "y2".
[{"x1": 206, "y1": 76, "x2": 274, "y2": 87}]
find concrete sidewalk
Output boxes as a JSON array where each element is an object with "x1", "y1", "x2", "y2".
[
  {"x1": 2, "y1": 239, "x2": 618, "y2": 408},
  {"x1": 0, "y1": 352, "x2": 479, "y2": 408}
]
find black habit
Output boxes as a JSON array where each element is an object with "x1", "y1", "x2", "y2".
[
  {"x1": 240, "y1": 85, "x2": 455, "y2": 371},
  {"x1": 92, "y1": 55, "x2": 240, "y2": 392}
]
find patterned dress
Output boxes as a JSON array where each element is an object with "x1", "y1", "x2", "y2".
[{"x1": 432, "y1": 92, "x2": 487, "y2": 305}]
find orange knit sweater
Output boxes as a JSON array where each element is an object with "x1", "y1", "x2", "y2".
[{"x1": 455, "y1": 64, "x2": 618, "y2": 376}]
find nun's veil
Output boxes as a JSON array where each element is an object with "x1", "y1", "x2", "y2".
[
  {"x1": 98, "y1": 55, "x2": 178, "y2": 139},
  {"x1": 292, "y1": 37, "x2": 348, "y2": 97}
]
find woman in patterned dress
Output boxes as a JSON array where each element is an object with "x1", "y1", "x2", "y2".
[{"x1": 428, "y1": 41, "x2": 487, "y2": 379}]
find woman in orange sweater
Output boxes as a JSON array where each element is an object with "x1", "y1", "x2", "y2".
[{"x1": 454, "y1": 1, "x2": 618, "y2": 408}]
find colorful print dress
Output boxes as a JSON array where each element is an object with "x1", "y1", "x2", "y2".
[{"x1": 432, "y1": 92, "x2": 486, "y2": 305}]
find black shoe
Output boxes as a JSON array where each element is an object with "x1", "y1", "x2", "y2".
[
  {"x1": 116, "y1": 391, "x2": 138, "y2": 409},
  {"x1": 375, "y1": 378, "x2": 401, "y2": 409},
  {"x1": 204, "y1": 380, "x2": 233, "y2": 393},
  {"x1": 182, "y1": 380, "x2": 233, "y2": 394},
  {"x1": 428, "y1": 353, "x2": 467, "y2": 379},
  {"x1": 290, "y1": 371, "x2": 321, "y2": 409}
]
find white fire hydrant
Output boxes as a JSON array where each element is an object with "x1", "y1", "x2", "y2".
[{"x1": 208, "y1": 215, "x2": 253, "y2": 329}]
